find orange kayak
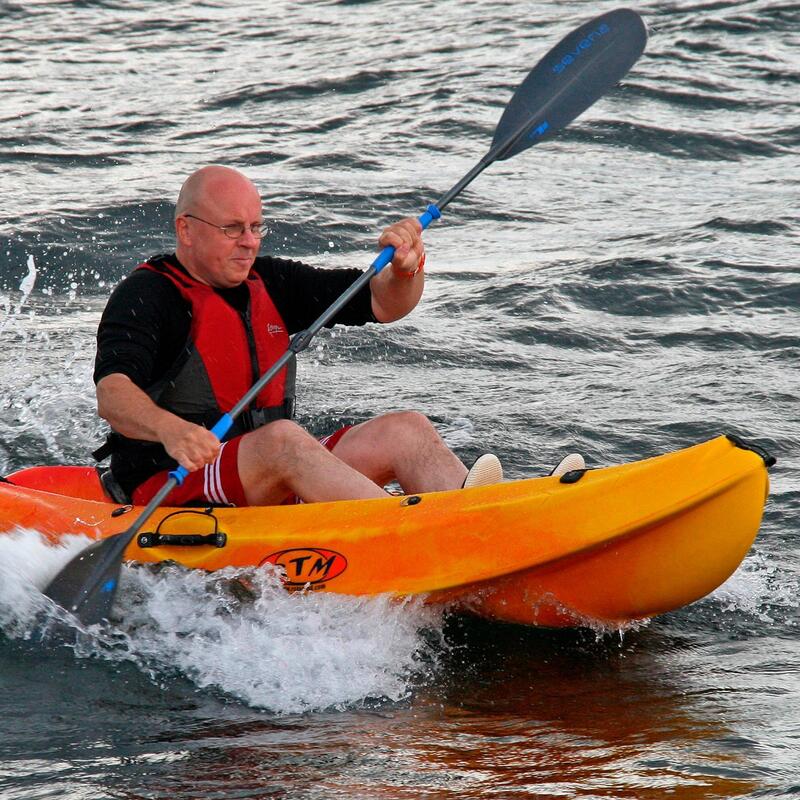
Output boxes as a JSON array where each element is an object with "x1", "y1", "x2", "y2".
[{"x1": 0, "y1": 434, "x2": 771, "y2": 628}]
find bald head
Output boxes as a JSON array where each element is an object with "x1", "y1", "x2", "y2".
[
  {"x1": 175, "y1": 165, "x2": 260, "y2": 219},
  {"x1": 174, "y1": 165, "x2": 264, "y2": 288}
]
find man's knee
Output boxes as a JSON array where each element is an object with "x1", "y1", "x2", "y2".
[
  {"x1": 245, "y1": 419, "x2": 314, "y2": 462},
  {"x1": 376, "y1": 410, "x2": 437, "y2": 439}
]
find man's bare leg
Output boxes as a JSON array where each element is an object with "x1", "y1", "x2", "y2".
[
  {"x1": 237, "y1": 419, "x2": 389, "y2": 505},
  {"x1": 329, "y1": 411, "x2": 468, "y2": 494},
  {"x1": 237, "y1": 412, "x2": 468, "y2": 505}
]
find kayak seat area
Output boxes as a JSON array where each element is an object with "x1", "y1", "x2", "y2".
[{"x1": 3, "y1": 465, "x2": 111, "y2": 502}]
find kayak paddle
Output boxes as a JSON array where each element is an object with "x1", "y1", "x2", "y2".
[{"x1": 44, "y1": 7, "x2": 647, "y2": 626}]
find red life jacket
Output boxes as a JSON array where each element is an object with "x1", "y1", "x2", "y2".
[{"x1": 137, "y1": 258, "x2": 296, "y2": 429}]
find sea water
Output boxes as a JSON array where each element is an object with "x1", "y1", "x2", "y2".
[{"x1": 1, "y1": 0, "x2": 798, "y2": 797}]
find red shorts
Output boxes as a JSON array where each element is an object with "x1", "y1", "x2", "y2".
[{"x1": 131, "y1": 425, "x2": 352, "y2": 507}]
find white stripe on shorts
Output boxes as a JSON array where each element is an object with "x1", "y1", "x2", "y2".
[{"x1": 203, "y1": 441, "x2": 230, "y2": 505}]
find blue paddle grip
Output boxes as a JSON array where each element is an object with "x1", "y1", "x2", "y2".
[
  {"x1": 371, "y1": 204, "x2": 442, "y2": 274},
  {"x1": 169, "y1": 465, "x2": 189, "y2": 485},
  {"x1": 168, "y1": 413, "x2": 234, "y2": 485},
  {"x1": 371, "y1": 246, "x2": 395, "y2": 274},
  {"x1": 210, "y1": 414, "x2": 234, "y2": 441},
  {"x1": 418, "y1": 203, "x2": 442, "y2": 230}
]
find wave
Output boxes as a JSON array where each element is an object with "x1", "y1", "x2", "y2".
[
  {"x1": 205, "y1": 69, "x2": 408, "y2": 111},
  {"x1": 562, "y1": 120, "x2": 788, "y2": 160}
]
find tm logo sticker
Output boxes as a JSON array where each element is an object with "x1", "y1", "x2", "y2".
[{"x1": 261, "y1": 548, "x2": 348, "y2": 588}]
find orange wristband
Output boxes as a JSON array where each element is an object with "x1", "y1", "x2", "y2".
[{"x1": 392, "y1": 251, "x2": 425, "y2": 279}]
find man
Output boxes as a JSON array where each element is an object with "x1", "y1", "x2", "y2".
[{"x1": 93, "y1": 165, "x2": 503, "y2": 507}]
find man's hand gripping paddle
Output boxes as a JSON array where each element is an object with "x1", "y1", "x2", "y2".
[{"x1": 44, "y1": 8, "x2": 647, "y2": 626}]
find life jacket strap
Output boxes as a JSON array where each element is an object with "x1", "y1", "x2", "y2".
[
  {"x1": 238, "y1": 399, "x2": 296, "y2": 432},
  {"x1": 96, "y1": 465, "x2": 131, "y2": 504},
  {"x1": 92, "y1": 434, "x2": 115, "y2": 462}
]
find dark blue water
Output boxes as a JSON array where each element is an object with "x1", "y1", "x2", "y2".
[{"x1": 1, "y1": 1, "x2": 798, "y2": 797}]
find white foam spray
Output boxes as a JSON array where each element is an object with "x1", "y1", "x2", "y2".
[
  {"x1": 0, "y1": 528, "x2": 92, "y2": 636},
  {"x1": 19, "y1": 255, "x2": 37, "y2": 307},
  {"x1": 0, "y1": 254, "x2": 37, "y2": 336},
  {"x1": 710, "y1": 549, "x2": 799, "y2": 625},
  {"x1": 0, "y1": 529, "x2": 445, "y2": 714}
]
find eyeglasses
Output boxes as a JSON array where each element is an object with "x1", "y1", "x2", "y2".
[{"x1": 184, "y1": 213, "x2": 265, "y2": 240}]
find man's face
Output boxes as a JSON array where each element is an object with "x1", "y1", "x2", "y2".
[{"x1": 177, "y1": 175, "x2": 263, "y2": 289}]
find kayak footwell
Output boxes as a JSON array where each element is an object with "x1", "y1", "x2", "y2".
[{"x1": 0, "y1": 435, "x2": 771, "y2": 628}]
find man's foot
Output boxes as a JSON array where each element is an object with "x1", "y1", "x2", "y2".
[
  {"x1": 549, "y1": 453, "x2": 586, "y2": 477},
  {"x1": 463, "y1": 453, "x2": 504, "y2": 489}
]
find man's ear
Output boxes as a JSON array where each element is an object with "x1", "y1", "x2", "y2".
[{"x1": 175, "y1": 216, "x2": 191, "y2": 246}]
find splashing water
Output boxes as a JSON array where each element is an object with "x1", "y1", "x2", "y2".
[
  {"x1": 0, "y1": 254, "x2": 37, "y2": 336},
  {"x1": 19, "y1": 255, "x2": 37, "y2": 306},
  {"x1": 710, "y1": 550, "x2": 800, "y2": 626},
  {"x1": 0, "y1": 529, "x2": 445, "y2": 714},
  {"x1": 0, "y1": 528, "x2": 87, "y2": 637}
]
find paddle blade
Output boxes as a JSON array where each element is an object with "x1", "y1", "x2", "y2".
[
  {"x1": 43, "y1": 476, "x2": 177, "y2": 626},
  {"x1": 491, "y1": 8, "x2": 647, "y2": 160},
  {"x1": 44, "y1": 535, "x2": 126, "y2": 626}
]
